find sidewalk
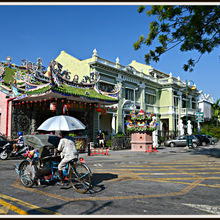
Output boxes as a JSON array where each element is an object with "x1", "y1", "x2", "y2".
[{"x1": 81, "y1": 141, "x2": 220, "y2": 162}]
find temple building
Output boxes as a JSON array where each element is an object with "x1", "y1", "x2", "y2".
[{"x1": 0, "y1": 50, "x2": 204, "y2": 146}]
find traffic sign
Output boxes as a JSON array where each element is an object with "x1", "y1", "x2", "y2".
[{"x1": 196, "y1": 112, "x2": 204, "y2": 122}]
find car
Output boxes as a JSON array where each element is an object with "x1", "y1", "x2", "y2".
[
  {"x1": 194, "y1": 134, "x2": 210, "y2": 146},
  {"x1": 204, "y1": 135, "x2": 218, "y2": 145},
  {"x1": 164, "y1": 135, "x2": 200, "y2": 148}
]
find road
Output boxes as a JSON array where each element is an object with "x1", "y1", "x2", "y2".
[{"x1": 1, "y1": 142, "x2": 220, "y2": 216}]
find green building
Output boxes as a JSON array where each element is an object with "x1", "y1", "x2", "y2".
[{"x1": 54, "y1": 50, "x2": 200, "y2": 142}]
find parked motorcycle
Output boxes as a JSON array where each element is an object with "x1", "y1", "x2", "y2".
[{"x1": 0, "y1": 142, "x2": 32, "y2": 160}]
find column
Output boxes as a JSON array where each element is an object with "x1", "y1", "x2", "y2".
[
  {"x1": 116, "y1": 80, "x2": 123, "y2": 134},
  {"x1": 92, "y1": 110, "x2": 99, "y2": 141},
  {"x1": 140, "y1": 84, "x2": 146, "y2": 111},
  {"x1": 111, "y1": 113, "x2": 116, "y2": 135},
  {"x1": 30, "y1": 110, "x2": 37, "y2": 134}
]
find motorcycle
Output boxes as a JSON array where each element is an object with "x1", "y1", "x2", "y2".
[{"x1": 0, "y1": 142, "x2": 32, "y2": 160}]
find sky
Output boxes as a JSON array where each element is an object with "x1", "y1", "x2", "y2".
[{"x1": 0, "y1": 4, "x2": 219, "y2": 101}]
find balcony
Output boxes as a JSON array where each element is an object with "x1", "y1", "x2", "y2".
[{"x1": 181, "y1": 108, "x2": 196, "y2": 116}]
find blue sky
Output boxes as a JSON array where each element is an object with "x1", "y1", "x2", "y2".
[{"x1": 0, "y1": 4, "x2": 219, "y2": 101}]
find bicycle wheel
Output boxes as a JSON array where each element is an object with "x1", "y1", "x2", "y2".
[
  {"x1": 19, "y1": 160, "x2": 36, "y2": 188},
  {"x1": 69, "y1": 163, "x2": 91, "y2": 193}
]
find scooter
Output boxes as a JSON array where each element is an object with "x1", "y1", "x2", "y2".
[{"x1": 0, "y1": 143, "x2": 32, "y2": 160}]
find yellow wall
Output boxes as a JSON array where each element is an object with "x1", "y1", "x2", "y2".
[
  {"x1": 45, "y1": 51, "x2": 92, "y2": 81},
  {"x1": 129, "y1": 60, "x2": 153, "y2": 76}
]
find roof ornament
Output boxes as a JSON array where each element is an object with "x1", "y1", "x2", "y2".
[{"x1": 93, "y1": 49, "x2": 98, "y2": 57}]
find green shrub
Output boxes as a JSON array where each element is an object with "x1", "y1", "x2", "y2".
[
  {"x1": 200, "y1": 125, "x2": 220, "y2": 139},
  {"x1": 114, "y1": 132, "x2": 126, "y2": 138},
  {"x1": 106, "y1": 139, "x2": 111, "y2": 148}
]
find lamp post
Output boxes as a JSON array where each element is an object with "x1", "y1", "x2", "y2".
[{"x1": 185, "y1": 80, "x2": 196, "y2": 148}]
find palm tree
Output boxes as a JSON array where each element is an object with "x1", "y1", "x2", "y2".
[{"x1": 212, "y1": 99, "x2": 220, "y2": 127}]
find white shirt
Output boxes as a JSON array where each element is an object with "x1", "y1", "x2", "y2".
[{"x1": 57, "y1": 136, "x2": 78, "y2": 159}]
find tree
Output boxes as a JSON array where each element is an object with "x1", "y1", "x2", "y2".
[
  {"x1": 134, "y1": 6, "x2": 220, "y2": 72},
  {"x1": 212, "y1": 99, "x2": 220, "y2": 127}
]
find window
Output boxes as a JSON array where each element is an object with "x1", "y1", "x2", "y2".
[
  {"x1": 125, "y1": 88, "x2": 134, "y2": 101},
  {"x1": 98, "y1": 82, "x2": 115, "y2": 93},
  {"x1": 145, "y1": 93, "x2": 156, "y2": 105},
  {"x1": 192, "y1": 97, "x2": 197, "y2": 109},
  {"x1": 174, "y1": 96, "x2": 179, "y2": 107}
]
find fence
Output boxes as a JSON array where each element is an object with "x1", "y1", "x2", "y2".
[{"x1": 158, "y1": 130, "x2": 180, "y2": 144}]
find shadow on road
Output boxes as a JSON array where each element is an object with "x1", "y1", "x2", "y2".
[
  {"x1": 190, "y1": 146, "x2": 220, "y2": 158},
  {"x1": 91, "y1": 172, "x2": 118, "y2": 186},
  {"x1": 27, "y1": 199, "x2": 113, "y2": 215}
]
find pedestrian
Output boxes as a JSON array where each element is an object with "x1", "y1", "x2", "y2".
[
  {"x1": 56, "y1": 131, "x2": 78, "y2": 186},
  {"x1": 96, "y1": 130, "x2": 105, "y2": 148}
]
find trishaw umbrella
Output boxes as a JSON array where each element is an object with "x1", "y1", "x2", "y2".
[{"x1": 37, "y1": 115, "x2": 86, "y2": 131}]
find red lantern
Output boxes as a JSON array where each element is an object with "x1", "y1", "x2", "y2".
[{"x1": 95, "y1": 107, "x2": 107, "y2": 116}]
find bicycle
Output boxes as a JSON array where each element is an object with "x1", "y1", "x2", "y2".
[{"x1": 16, "y1": 152, "x2": 92, "y2": 194}]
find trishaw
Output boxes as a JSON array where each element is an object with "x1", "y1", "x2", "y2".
[{"x1": 15, "y1": 134, "x2": 92, "y2": 193}]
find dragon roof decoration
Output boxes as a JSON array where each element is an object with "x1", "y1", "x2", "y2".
[{"x1": 0, "y1": 58, "x2": 121, "y2": 103}]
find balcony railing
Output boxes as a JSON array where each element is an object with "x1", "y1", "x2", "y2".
[{"x1": 181, "y1": 108, "x2": 196, "y2": 116}]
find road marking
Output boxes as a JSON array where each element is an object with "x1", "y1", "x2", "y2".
[
  {"x1": 182, "y1": 203, "x2": 220, "y2": 215},
  {"x1": 12, "y1": 178, "x2": 203, "y2": 202},
  {"x1": 120, "y1": 164, "x2": 220, "y2": 168},
  {"x1": 0, "y1": 202, "x2": 9, "y2": 214},
  {"x1": 112, "y1": 167, "x2": 220, "y2": 171},
  {"x1": 0, "y1": 198, "x2": 28, "y2": 215},
  {"x1": 0, "y1": 192, "x2": 61, "y2": 215},
  {"x1": 112, "y1": 171, "x2": 220, "y2": 175},
  {"x1": 147, "y1": 161, "x2": 220, "y2": 165}
]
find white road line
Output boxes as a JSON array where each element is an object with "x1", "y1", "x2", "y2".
[{"x1": 182, "y1": 203, "x2": 220, "y2": 215}]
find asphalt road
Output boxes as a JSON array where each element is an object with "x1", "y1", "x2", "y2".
[{"x1": 1, "y1": 142, "x2": 220, "y2": 216}]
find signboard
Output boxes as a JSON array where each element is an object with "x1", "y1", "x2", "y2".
[{"x1": 196, "y1": 112, "x2": 204, "y2": 122}]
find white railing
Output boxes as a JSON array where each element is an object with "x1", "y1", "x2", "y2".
[
  {"x1": 158, "y1": 78, "x2": 169, "y2": 84},
  {"x1": 97, "y1": 57, "x2": 117, "y2": 68},
  {"x1": 181, "y1": 108, "x2": 196, "y2": 115}
]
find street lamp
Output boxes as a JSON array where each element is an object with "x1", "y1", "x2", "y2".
[{"x1": 185, "y1": 80, "x2": 196, "y2": 148}]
